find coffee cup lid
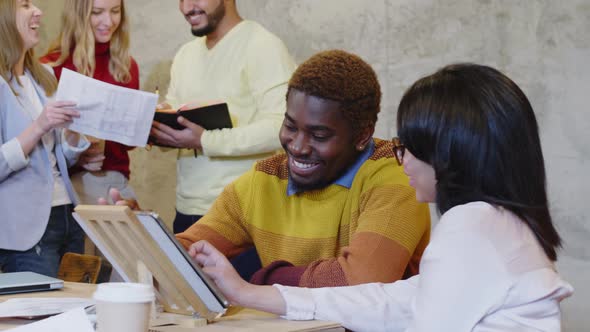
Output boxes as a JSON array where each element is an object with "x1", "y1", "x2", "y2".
[{"x1": 93, "y1": 282, "x2": 155, "y2": 303}]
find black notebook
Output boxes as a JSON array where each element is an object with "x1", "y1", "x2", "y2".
[{"x1": 152, "y1": 102, "x2": 233, "y2": 131}]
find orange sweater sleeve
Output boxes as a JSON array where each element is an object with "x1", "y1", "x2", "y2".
[{"x1": 261, "y1": 184, "x2": 430, "y2": 288}]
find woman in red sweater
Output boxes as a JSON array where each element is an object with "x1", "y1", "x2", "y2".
[{"x1": 41, "y1": 0, "x2": 139, "y2": 204}]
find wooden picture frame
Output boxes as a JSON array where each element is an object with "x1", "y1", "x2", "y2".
[{"x1": 73, "y1": 205, "x2": 228, "y2": 321}]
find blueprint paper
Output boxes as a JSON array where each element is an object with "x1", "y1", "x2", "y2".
[{"x1": 56, "y1": 68, "x2": 157, "y2": 147}]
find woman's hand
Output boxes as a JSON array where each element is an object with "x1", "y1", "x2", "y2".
[
  {"x1": 34, "y1": 101, "x2": 79, "y2": 134},
  {"x1": 189, "y1": 240, "x2": 288, "y2": 314},
  {"x1": 189, "y1": 240, "x2": 250, "y2": 304},
  {"x1": 78, "y1": 137, "x2": 106, "y2": 171},
  {"x1": 97, "y1": 187, "x2": 141, "y2": 210},
  {"x1": 17, "y1": 101, "x2": 80, "y2": 157}
]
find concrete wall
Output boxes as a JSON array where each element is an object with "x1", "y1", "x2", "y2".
[{"x1": 36, "y1": 1, "x2": 589, "y2": 329}]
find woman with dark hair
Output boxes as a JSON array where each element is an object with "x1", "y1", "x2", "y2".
[
  {"x1": 396, "y1": 63, "x2": 562, "y2": 261},
  {"x1": 188, "y1": 63, "x2": 573, "y2": 331}
]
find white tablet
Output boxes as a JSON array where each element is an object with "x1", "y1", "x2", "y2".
[{"x1": 135, "y1": 212, "x2": 229, "y2": 313}]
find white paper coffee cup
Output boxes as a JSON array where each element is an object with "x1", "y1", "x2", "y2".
[
  {"x1": 85, "y1": 135, "x2": 106, "y2": 171},
  {"x1": 94, "y1": 282, "x2": 155, "y2": 332}
]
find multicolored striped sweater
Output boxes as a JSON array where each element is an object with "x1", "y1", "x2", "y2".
[{"x1": 177, "y1": 139, "x2": 431, "y2": 287}]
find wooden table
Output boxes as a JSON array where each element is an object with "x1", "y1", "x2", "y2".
[{"x1": 0, "y1": 282, "x2": 343, "y2": 331}]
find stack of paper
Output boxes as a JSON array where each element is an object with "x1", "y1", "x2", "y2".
[{"x1": 56, "y1": 68, "x2": 158, "y2": 147}]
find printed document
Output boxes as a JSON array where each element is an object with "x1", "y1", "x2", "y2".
[
  {"x1": 0, "y1": 298, "x2": 94, "y2": 318},
  {"x1": 4, "y1": 307, "x2": 94, "y2": 332},
  {"x1": 56, "y1": 68, "x2": 157, "y2": 147}
]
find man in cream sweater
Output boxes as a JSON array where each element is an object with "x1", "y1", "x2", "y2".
[
  {"x1": 149, "y1": 0, "x2": 296, "y2": 279},
  {"x1": 151, "y1": 2, "x2": 295, "y2": 228}
]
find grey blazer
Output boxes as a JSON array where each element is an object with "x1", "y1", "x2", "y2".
[{"x1": 0, "y1": 66, "x2": 88, "y2": 251}]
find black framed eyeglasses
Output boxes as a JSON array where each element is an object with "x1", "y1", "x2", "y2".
[{"x1": 391, "y1": 137, "x2": 405, "y2": 166}]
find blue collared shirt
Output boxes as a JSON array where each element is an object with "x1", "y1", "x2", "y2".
[{"x1": 287, "y1": 140, "x2": 375, "y2": 196}]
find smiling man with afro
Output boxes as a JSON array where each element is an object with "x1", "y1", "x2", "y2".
[
  {"x1": 177, "y1": 49, "x2": 431, "y2": 288},
  {"x1": 288, "y1": 50, "x2": 381, "y2": 139}
]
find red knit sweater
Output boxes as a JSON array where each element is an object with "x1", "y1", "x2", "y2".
[{"x1": 41, "y1": 42, "x2": 140, "y2": 178}]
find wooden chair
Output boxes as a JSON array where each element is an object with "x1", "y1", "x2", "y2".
[{"x1": 58, "y1": 252, "x2": 102, "y2": 284}]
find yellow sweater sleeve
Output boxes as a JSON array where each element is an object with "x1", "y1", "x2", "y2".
[
  {"x1": 176, "y1": 179, "x2": 253, "y2": 258},
  {"x1": 299, "y1": 184, "x2": 431, "y2": 287}
]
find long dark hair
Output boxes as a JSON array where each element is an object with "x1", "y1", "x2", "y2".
[{"x1": 397, "y1": 63, "x2": 561, "y2": 261}]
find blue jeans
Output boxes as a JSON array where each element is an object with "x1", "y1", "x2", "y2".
[
  {"x1": 174, "y1": 210, "x2": 262, "y2": 281},
  {"x1": 0, "y1": 204, "x2": 84, "y2": 277}
]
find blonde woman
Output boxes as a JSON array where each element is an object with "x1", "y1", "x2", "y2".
[
  {"x1": 41, "y1": 0, "x2": 139, "y2": 204},
  {"x1": 0, "y1": 0, "x2": 89, "y2": 276}
]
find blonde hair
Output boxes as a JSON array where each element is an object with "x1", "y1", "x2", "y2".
[
  {"x1": 46, "y1": 0, "x2": 132, "y2": 83},
  {"x1": 0, "y1": 0, "x2": 57, "y2": 95}
]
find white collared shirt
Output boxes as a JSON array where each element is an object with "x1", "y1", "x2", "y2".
[{"x1": 276, "y1": 202, "x2": 573, "y2": 332}]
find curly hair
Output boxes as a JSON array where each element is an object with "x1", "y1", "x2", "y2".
[{"x1": 288, "y1": 50, "x2": 381, "y2": 137}]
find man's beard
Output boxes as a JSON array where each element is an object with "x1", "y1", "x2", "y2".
[
  {"x1": 190, "y1": 2, "x2": 226, "y2": 37},
  {"x1": 287, "y1": 173, "x2": 330, "y2": 193}
]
